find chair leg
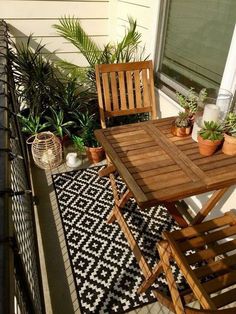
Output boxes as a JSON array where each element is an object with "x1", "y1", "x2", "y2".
[
  {"x1": 158, "y1": 241, "x2": 185, "y2": 314},
  {"x1": 138, "y1": 260, "x2": 163, "y2": 294}
]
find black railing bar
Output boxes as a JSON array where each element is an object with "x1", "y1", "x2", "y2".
[
  {"x1": 0, "y1": 188, "x2": 32, "y2": 197},
  {"x1": 0, "y1": 59, "x2": 14, "y2": 314}
]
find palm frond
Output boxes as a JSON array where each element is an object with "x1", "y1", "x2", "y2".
[{"x1": 53, "y1": 16, "x2": 102, "y2": 66}]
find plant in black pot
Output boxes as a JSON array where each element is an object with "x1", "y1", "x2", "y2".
[{"x1": 75, "y1": 111, "x2": 105, "y2": 164}]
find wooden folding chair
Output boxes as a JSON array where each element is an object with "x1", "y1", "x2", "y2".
[
  {"x1": 139, "y1": 211, "x2": 236, "y2": 313},
  {"x1": 95, "y1": 60, "x2": 157, "y2": 176}
]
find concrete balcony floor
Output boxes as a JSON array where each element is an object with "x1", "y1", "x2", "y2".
[{"x1": 31, "y1": 153, "x2": 173, "y2": 314}]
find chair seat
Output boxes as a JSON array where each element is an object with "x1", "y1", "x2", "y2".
[{"x1": 140, "y1": 211, "x2": 236, "y2": 313}]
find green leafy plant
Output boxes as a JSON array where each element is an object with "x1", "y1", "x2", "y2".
[
  {"x1": 53, "y1": 16, "x2": 146, "y2": 86},
  {"x1": 45, "y1": 107, "x2": 75, "y2": 139},
  {"x1": 74, "y1": 111, "x2": 100, "y2": 147},
  {"x1": 223, "y1": 112, "x2": 236, "y2": 137},
  {"x1": 174, "y1": 111, "x2": 192, "y2": 128},
  {"x1": 198, "y1": 121, "x2": 224, "y2": 141},
  {"x1": 17, "y1": 113, "x2": 50, "y2": 135},
  {"x1": 9, "y1": 36, "x2": 63, "y2": 116},
  {"x1": 176, "y1": 88, "x2": 199, "y2": 115},
  {"x1": 71, "y1": 135, "x2": 85, "y2": 153}
]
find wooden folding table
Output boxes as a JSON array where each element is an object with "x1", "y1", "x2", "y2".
[{"x1": 95, "y1": 117, "x2": 236, "y2": 280}]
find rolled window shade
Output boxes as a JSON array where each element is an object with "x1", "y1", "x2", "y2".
[{"x1": 161, "y1": 0, "x2": 236, "y2": 89}]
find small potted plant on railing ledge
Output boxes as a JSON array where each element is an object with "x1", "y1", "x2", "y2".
[
  {"x1": 197, "y1": 121, "x2": 224, "y2": 156},
  {"x1": 222, "y1": 112, "x2": 236, "y2": 155},
  {"x1": 171, "y1": 111, "x2": 192, "y2": 137}
]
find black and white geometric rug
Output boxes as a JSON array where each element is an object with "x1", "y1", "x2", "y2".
[{"x1": 52, "y1": 166, "x2": 180, "y2": 314}]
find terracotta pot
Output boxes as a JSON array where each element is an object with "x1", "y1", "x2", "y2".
[
  {"x1": 171, "y1": 124, "x2": 192, "y2": 137},
  {"x1": 197, "y1": 135, "x2": 222, "y2": 156},
  {"x1": 222, "y1": 133, "x2": 236, "y2": 156},
  {"x1": 86, "y1": 146, "x2": 105, "y2": 164}
]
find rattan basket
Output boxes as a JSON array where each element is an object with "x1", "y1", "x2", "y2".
[{"x1": 31, "y1": 132, "x2": 62, "y2": 170}]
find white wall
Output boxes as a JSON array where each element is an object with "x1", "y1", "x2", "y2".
[
  {"x1": 0, "y1": 0, "x2": 110, "y2": 65},
  {"x1": 108, "y1": 0, "x2": 161, "y2": 60}
]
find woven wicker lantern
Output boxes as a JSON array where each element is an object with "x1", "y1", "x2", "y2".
[{"x1": 31, "y1": 132, "x2": 62, "y2": 170}]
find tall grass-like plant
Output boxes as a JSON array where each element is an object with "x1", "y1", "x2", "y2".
[
  {"x1": 9, "y1": 36, "x2": 63, "y2": 116},
  {"x1": 53, "y1": 16, "x2": 146, "y2": 85}
]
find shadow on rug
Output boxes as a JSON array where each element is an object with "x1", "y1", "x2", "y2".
[{"x1": 52, "y1": 165, "x2": 179, "y2": 314}]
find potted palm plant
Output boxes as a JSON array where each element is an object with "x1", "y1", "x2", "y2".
[
  {"x1": 76, "y1": 111, "x2": 105, "y2": 164},
  {"x1": 53, "y1": 17, "x2": 145, "y2": 87},
  {"x1": 198, "y1": 121, "x2": 224, "y2": 156},
  {"x1": 222, "y1": 112, "x2": 236, "y2": 155}
]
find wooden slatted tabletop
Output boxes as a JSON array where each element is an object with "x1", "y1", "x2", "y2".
[{"x1": 95, "y1": 117, "x2": 236, "y2": 209}]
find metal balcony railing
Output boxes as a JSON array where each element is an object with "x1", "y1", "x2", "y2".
[{"x1": 0, "y1": 20, "x2": 45, "y2": 314}]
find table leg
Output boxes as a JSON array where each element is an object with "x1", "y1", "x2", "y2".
[
  {"x1": 164, "y1": 201, "x2": 189, "y2": 228},
  {"x1": 191, "y1": 188, "x2": 228, "y2": 225}
]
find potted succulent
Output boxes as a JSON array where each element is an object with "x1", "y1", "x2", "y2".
[
  {"x1": 171, "y1": 111, "x2": 192, "y2": 137},
  {"x1": 76, "y1": 111, "x2": 105, "y2": 164},
  {"x1": 197, "y1": 121, "x2": 224, "y2": 156},
  {"x1": 222, "y1": 112, "x2": 236, "y2": 155}
]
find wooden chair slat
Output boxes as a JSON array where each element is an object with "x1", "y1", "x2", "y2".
[
  {"x1": 202, "y1": 269, "x2": 236, "y2": 294},
  {"x1": 171, "y1": 214, "x2": 233, "y2": 241},
  {"x1": 194, "y1": 253, "x2": 236, "y2": 279},
  {"x1": 142, "y1": 68, "x2": 149, "y2": 108},
  {"x1": 118, "y1": 71, "x2": 127, "y2": 110},
  {"x1": 126, "y1": 70, "x2": 135, "y2": 109},
  {"x1": 178, "y1": 225, "x2": 236, "y2": 252},
  {"x1": 212, "y1": 287, "x2": 236, "y2": 308},
  {"x1": 134, "y1": 69, "x2": 142, "y2": 108},
  {"x1": 102, "y1": 72, "x2": 112, "y2": 112},
  {"x1": 110, "y1": 72, "x2": 119, "y2": 111},
  {"x1": 186, "y1": 238, "x2": 236, "y2": 265}
]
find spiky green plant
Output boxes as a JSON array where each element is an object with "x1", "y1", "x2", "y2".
[
  {"x1": 72, "y1": 135, "x2": 85, "y2": 153},
  {"x1": 45, "y1": 107, "x2": 75, "y2": 139},
  {"x1": 223, "y1": 112, "x2": 236, "y2": 137},
  {"x1": 17, "y1": 113, "x2": 50, "y2": 135},
  {"x1": 199, "y1": 121, "x2": 224, "y2": 141}
]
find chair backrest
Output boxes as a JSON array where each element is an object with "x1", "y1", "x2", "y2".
[
  {"x1": 95, "y1": 60, "x2": 157, "y2": 128},
  {"x1": 163, "y1": 211, "x2": 236, "y2": 313}
]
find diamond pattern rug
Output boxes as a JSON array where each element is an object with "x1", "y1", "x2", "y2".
[{"x1": 52, "y1": 165, "x2": 180, "y2": 314}]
